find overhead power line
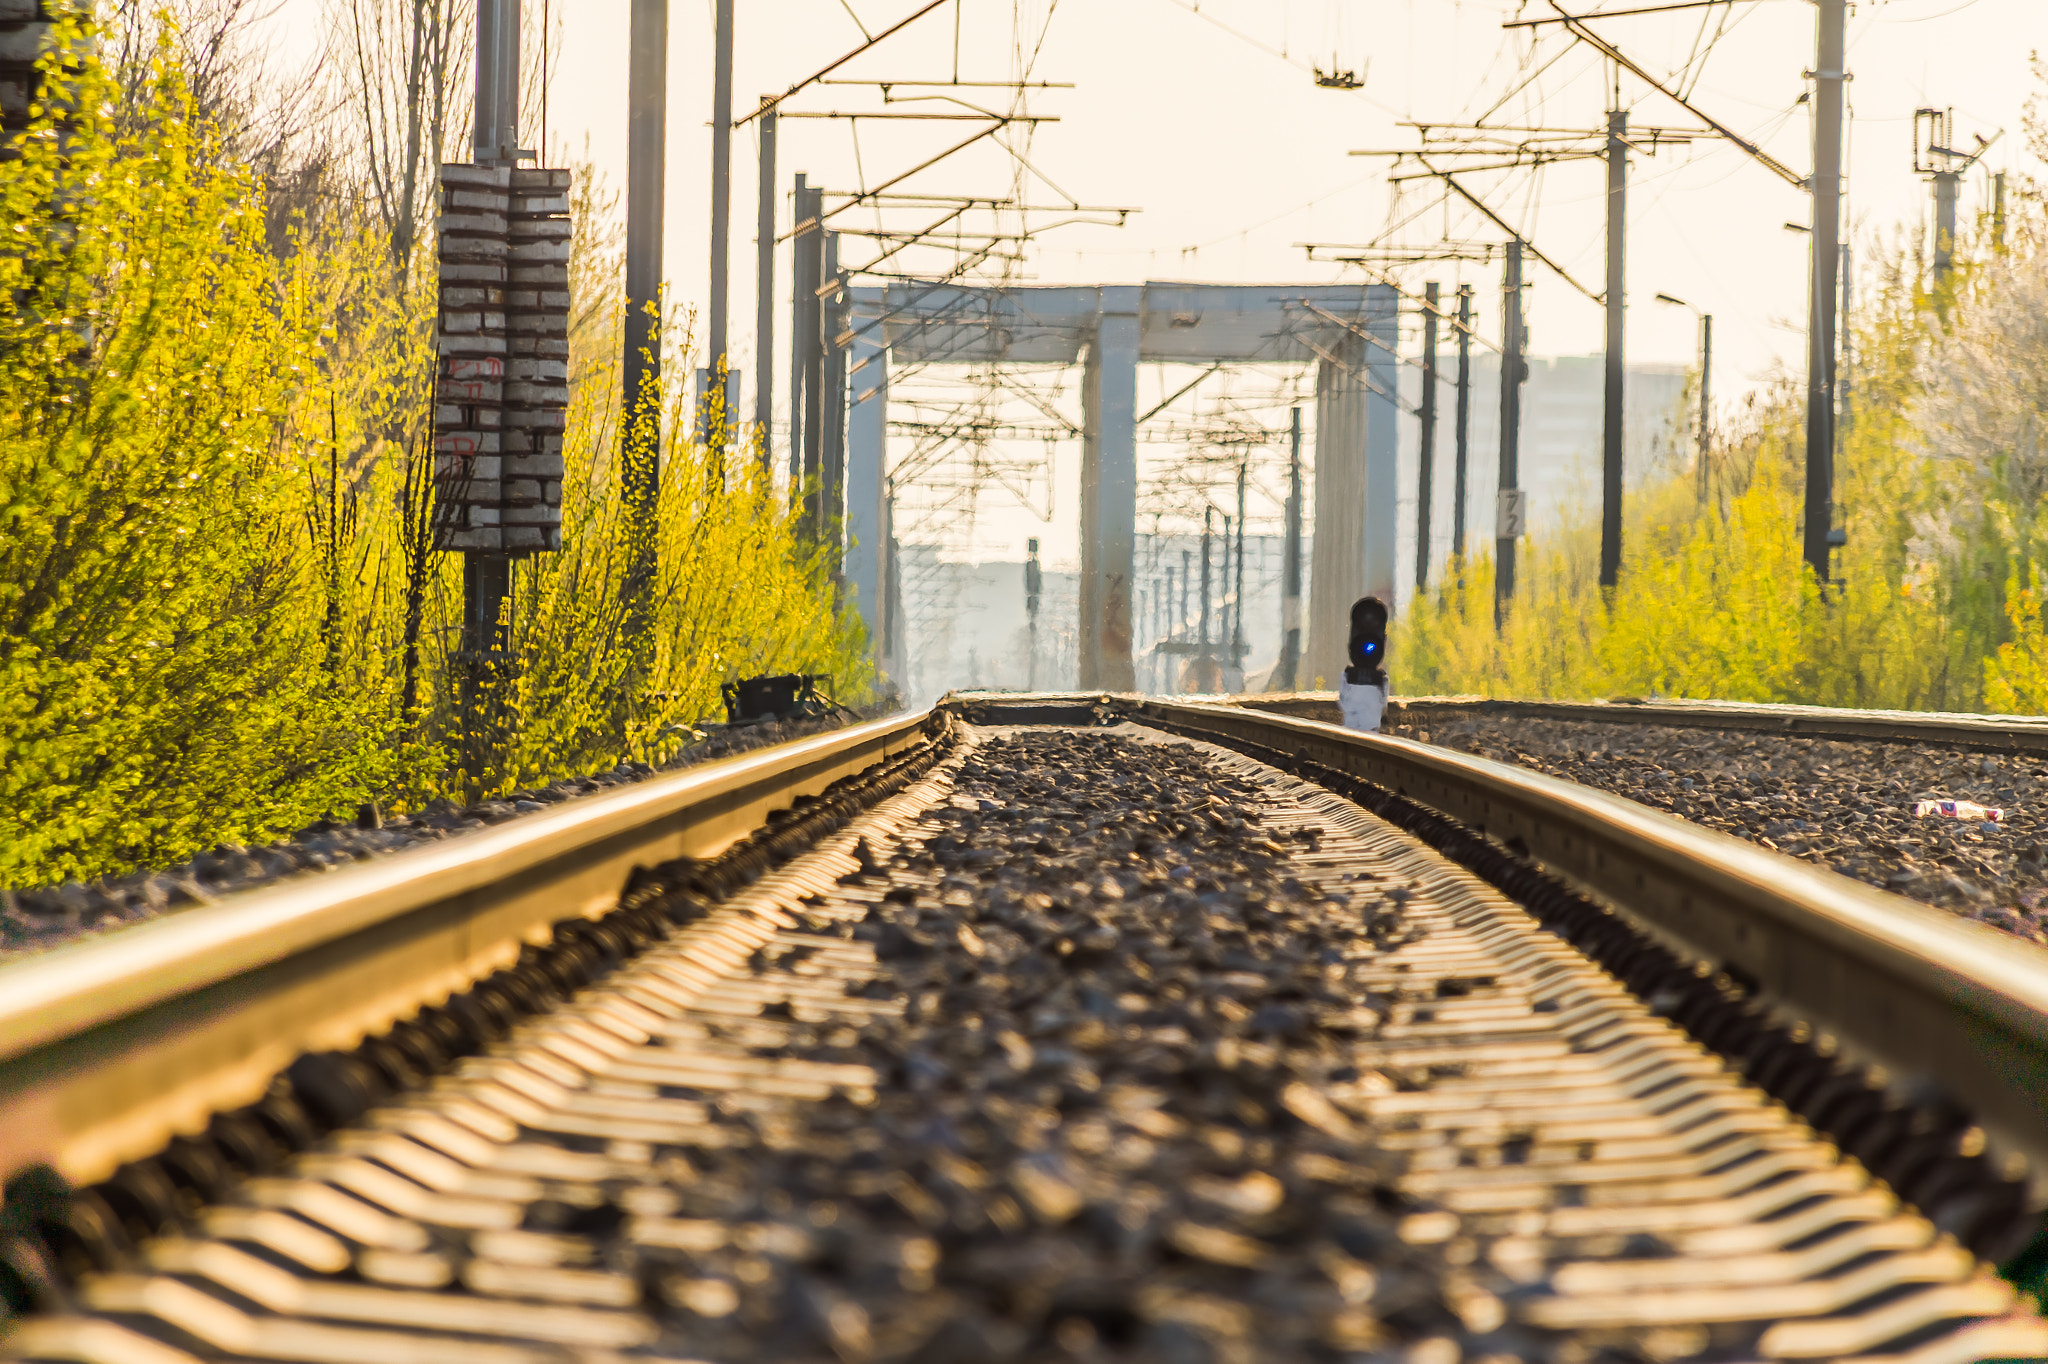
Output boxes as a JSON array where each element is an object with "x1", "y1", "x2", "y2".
[
  {"x1": 1534, "y1": 1, "x2": 1804, "y2": 188},
  {"x1": 1505, "y1": 0, "x2": 1743, "y2": 27},
  {"x1": 741, "y1": 0, "x2": 951, "y2": 125}
]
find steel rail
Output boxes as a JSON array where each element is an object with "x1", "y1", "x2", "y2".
[
  {"x1": 1239, "y1": 690, "x2": 2048, "y2": 756},
  {"x1": 8, "y1": 692, "x2": 2048, "y2": 1356},
  {"x1": 0, "y1": 712, "x2": 935, "y2": 1188},
  {"x1": 1126, "y1": 696, "x2": 2048, "y2": 1212},
  {"x1": 14, "y1": 689, "x2": 2048, "y2": 1222}
]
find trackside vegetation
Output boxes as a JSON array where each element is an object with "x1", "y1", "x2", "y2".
[
  {"x1": 1398, "y1": 127, "x2": 2048, "y2": 716},
  {"x1": 0, "y1": 27, "x2": 869, "y2": 887}
]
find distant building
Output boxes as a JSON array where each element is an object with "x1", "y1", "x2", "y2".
[{"x1": 1395, "y1": 354, "x2": 1691, "y2": 605}]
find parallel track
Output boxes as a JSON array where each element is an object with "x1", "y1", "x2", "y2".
[
  {"x1": 3, "y1": 696, "x2": 2047, "y2": 1361},
  {"x1": 1238, "y1": 693, "x2": 2048, "y2": 758}
]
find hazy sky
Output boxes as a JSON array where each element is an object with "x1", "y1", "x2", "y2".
[
  {"x1": 263, "y1": 0, "x2": 2045, "y2": 561},
  {"x1": 518, "y1": 0, "x2": 2042, "y2": 382}
]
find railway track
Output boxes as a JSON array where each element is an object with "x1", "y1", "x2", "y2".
[
  {"x1": 1239, "y1": 692, "x2": 2048, "y2": 943},
  {"x1": 1238, "y1": 694, "x2": 2048, "y2": 756},
  {"x1": 4, "y1": 696, "x2": 2048, "y2": 1361}
]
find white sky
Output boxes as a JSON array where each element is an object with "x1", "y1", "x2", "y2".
[{"x1": 262, "y1": 0, "x2": 2045, "y2": 563}]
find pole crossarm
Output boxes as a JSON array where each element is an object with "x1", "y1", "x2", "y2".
[
  {"x1": 777, "y1": 111, "x2": 1060, "y2": 121},
  {"x1": 1399, "y1": 120, "x2": 1706, "y2": 138},
  {"x1": 1927, "y1": 127, "x2": 2003, "y2": 175},
  {"x1": 1364, "y1": 124, "x2": 1695, "y2": 179},
  {"x1": 815, "y1": 192, "x2": 1137, "y2": 214},
  {"x1": 1381, "y1": 132, "x2": 1699, "y2": 154},
  {"x1": 818, "y1": 78, "x2": 1077, "y2": 89},
  {"x1": 1388, "y1": 153, "x2": 1603, "y2": 180},
  {"x1": 857, "y1": 258, "x2": 1027, "y2": 280},
  {"x1": 739, "y1": 0, "x2": 950, "y2": 125},
  {"x1": 1506, "y1": 0, "x2": 1741, "y2": 26},
  {"x1": 1298, "y1": 243, "x2": 1498, "y2": 263}
]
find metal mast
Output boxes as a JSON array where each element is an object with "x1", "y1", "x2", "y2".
[
  {"x1": 624, "y1": 0, "x2": 668, "y2": 551},
  {"x1": 1232, "y1": 462, "x2": 1248, "y2": 673},
  {"x1": 1804, "y1": 0, "x2": 1845, "y2": 585},
  {"x1": 1276, "y1": 407, "x2": 1304, "y2": 690},
  {"x1": 1496, "y1": 240, "x2": 1526, "y2": 626},
  {"x1": 1416, "y1": 281, "x2": 1440, "y2": 591},
  {"x1": 1452, "y1": 286, "x2": 1472, "y2": 563},
  {"x1": 1601, "y1": 109, "x2": 1626, "y2": 590},
  {"x1": 753, "y1": 105, "x2": 777, "y2": 468},
  {"x1": 705, "y1": 0, "x2": 734, "y2": 441},
  {"x1": 465, "y1": 0, "x2": 521, "y2": 668}
]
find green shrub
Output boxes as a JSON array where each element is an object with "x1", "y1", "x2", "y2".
[
  {"x1": 0, "y1": 32, "x2": 871, "y2": 886},
  {"x1": 1397, "y1": 198, "x2": 2046, "y2": 716}
]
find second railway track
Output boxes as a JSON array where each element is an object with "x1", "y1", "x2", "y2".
[{"x1": 3, "y1": 697, "x2": 2048, "y2": 1362}]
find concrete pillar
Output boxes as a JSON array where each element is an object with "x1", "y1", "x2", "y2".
[
  {"x1": 1306, "y1": 284, "x2": 1399, "y2": 691},
  {"x1": 1307, "y1": 333, "x2": 1366, "y2": 692},
  {"x1": 1079, "y1": 286, "x2": 1139, "y2": 690},
  {"x1": 1363, "y1": 283, "x2": 1400, "y2": 611},
  {"x1": 882, "y1": 497, "x2": 901, "y2": 685},
  {"x1": 844, "y1": 298, "x2": 889, "y2": 667}
]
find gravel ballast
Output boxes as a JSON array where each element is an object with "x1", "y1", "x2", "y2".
[
  {"x1": 1381, "y1": 711, "x2": 2048, "y2": 944},
  {"x1": 631, "y1": 728, "x2": 1526, "y2": 1361},
  {"x1": 0, "y1": 715, "x2": 862, "y2": 960},
  {"x1": 21, "y1": 721, "x2": 2032, "y2": 1359}
]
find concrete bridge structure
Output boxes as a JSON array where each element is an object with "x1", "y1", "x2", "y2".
[{"x1": 840, "y1": 281, "x2": 1400, "y2": 690}]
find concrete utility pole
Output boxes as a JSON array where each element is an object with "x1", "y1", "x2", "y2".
[
  {"x1": 1179, "y1": 550, "x2": 1190, "y2": 645},
  {"x1": 1698, "y1": 313, "x2": 1712, "y2": 499},
  {"x1": 1232, "y1": 461, "x2": 1248, "y2": 673},
  {"x1": 1496, "y1": 240, "x2": 1527, "y2": 627},
  {"x1": 1931, "y1": 168, "x2": 1958, "y2": 284},
  {"x1": 705, "y1": 0, "x2": 733, "y2": 438},
  {"x1": 1453, "y1": 285, "x2": 1472, "y2": 562},
  {"x1": 1837, "y1": 245, "x2": 1851, "y2": 447},
  {"x1": 1601, "y1": 109, "x2": 1626, "y2": 591},
  {"x1": 1915, "y1": 108, "x2": 2001, "y2": 295},
  {"x1": 1805, "y1": 0, "x2": 1845, "y2": 586},
  {"x1": 821, "y1": 230, "x2": 847, "y2": 541},
  {"x1": 1158, "y1": 573, "x2": 1170, "y2": 692},
  {"x1": 473, "y1": 3, "x2": 520, "y2": 162},
  {"x1": 787, "y1": 173, "x2": 811, "y2": 487},
  {"x1": 1163, "y1": 565, "x2": 1176, "y2": 690},
  {"x1": 1276, "y1": 407, "x2": 1304, "y2": 691},
  {"x1": 791, "y1": 177, "x2": 824, "y2": 525},
  {"x1": 1025, "y1": 536, "x2": 1042, "y2": 690},
  {"x1": 624, "y1": 0, "x2": 667, "y2": 539},
  {"x1": 753, "y1": 105, "x2": 776, "y2": 469},
  {"x1": 1220, "y1": 512, "x2": 1233, "y2": 669},
  {"x1": 1416, "y1": 282, "x2": 1440, "y2": 591},
  {"x1": 465, "y1": 0, "x2": 521, "y2": 665},
  {"x1": 1199, "y1": 510, "x2": 1213, "y2": 659}
]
